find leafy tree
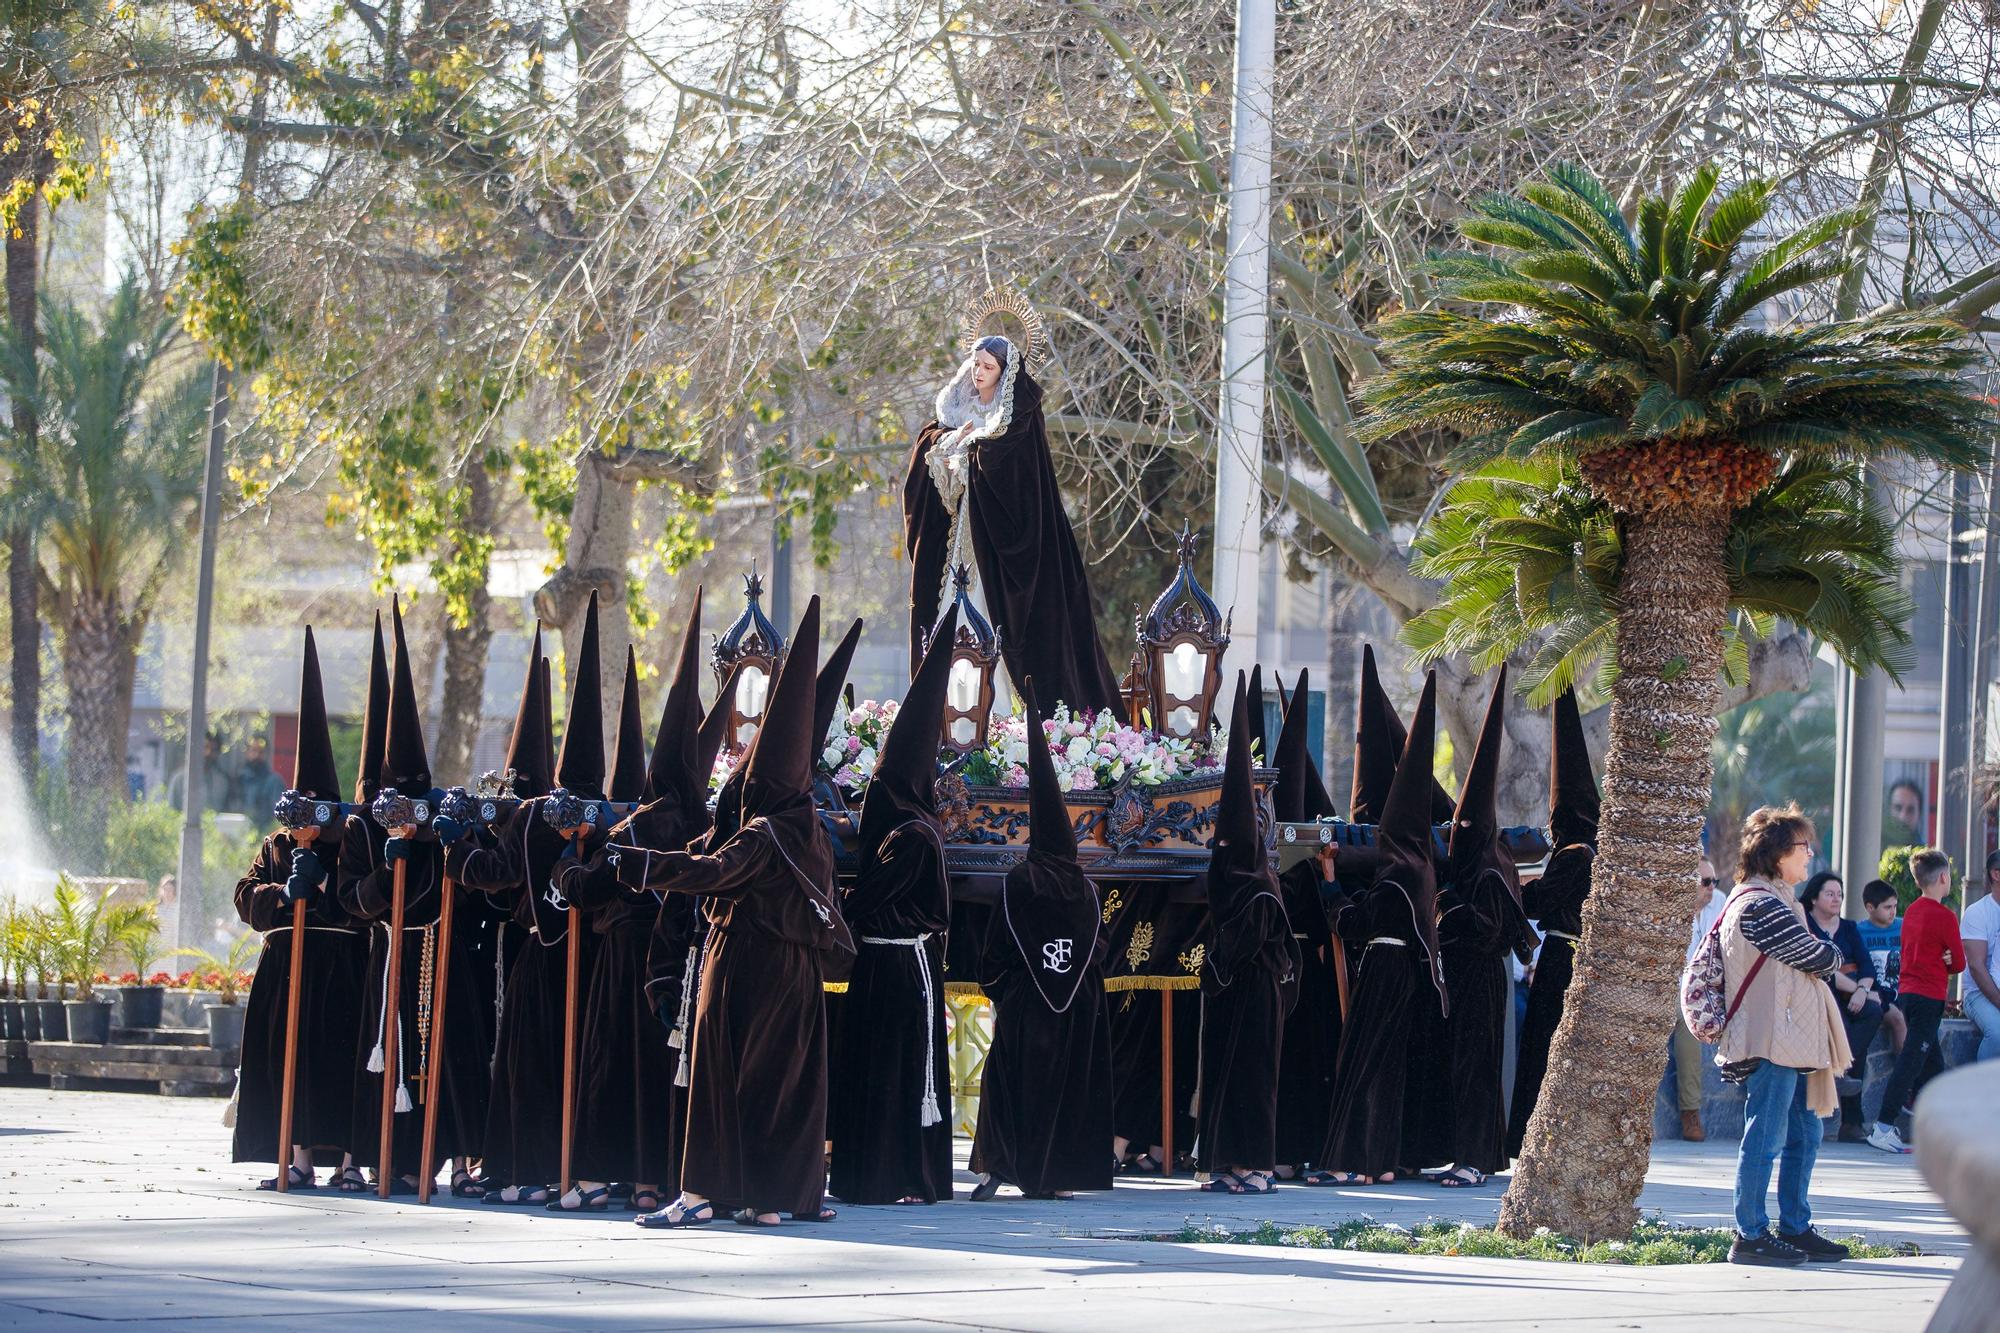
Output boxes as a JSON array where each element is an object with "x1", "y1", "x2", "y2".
[
  {"x1": 1363, "y1": 162, "x2": 1992, "y2": 1241},
  {"x1": 0, "y1": 272, "x2": 208, "y2": 823}
]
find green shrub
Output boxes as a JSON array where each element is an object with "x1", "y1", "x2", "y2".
[{"x1": 99, "y1": 800, "x2": 184, "y2": 882}]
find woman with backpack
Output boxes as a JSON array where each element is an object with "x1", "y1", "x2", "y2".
[{"x1": 1703, "y1": 804, "x2": 1851, "y2": 1268}]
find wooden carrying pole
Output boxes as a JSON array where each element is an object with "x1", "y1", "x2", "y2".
[
  {"x1": 1331, "y1": 933, "x2": 1351, "y2": 1022},
  {"x1": 1158, "y1": 989, "x2": 1175, "y2": 1173},
  {"x1": 415, "y1": 873, "x2": 457, "y2": 1204},
  {"x1": 274, "y1": 898, "x2": 307, "y2": 1191},
  {"x1": 376, "y1": 860, "x2": 409, "y2": 1199},
  {"x1": 558, "y1": 838, "x2": 583, "y2": 1195}
]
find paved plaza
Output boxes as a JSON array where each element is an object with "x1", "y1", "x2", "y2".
[{"x1": 0, "y1": 1085, "x2": 1966, "y2": 1331}]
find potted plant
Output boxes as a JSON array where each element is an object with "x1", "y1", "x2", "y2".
[
  {"x1": 26, "y1": 907, "x2": 63, "y2": 1041},
  {"x1": 0, "y1": 901, "x2": 25, "y2": 1041},
  {"x1": 111, "y1": 905, "x2": 164, "y2": 1029},
  {"x1": 171, "y1": 933, "x2": 262, "y2": 1053},
  {"x1": 52, "y1": 876, "x2": 150, "y2": 1045}
]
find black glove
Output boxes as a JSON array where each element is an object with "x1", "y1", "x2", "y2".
[
  {"x1": 384, "y1": 836, "x2": 411, "y2": 864},
  {"x1": 432, "y1": 815, "x2": 469, "y2": 846},
  {"x1": 283, "y1": 846, "x2": 325, "y2": 903}
]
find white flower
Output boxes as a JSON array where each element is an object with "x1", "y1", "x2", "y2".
[{"x1": 822, "y1": 744, "x2": 845, "y2": 769}]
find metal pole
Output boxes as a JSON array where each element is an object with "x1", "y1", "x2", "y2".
[
  {"x1": 1211, "y1": 0, "x2": 1275, "y2": 659},
  {"x1": 1836, "y1": 471, "x2": 1894, "y2": 913},
  {"x1": 173, "y1": 367, "x2": 228, "y2": 951},
  {"x1": 1967, "y1": 455, "x2": 2000, "y2": 904},
  {"x1": 1939, "y1": 470, "x2": 1973, "y2": 874}
]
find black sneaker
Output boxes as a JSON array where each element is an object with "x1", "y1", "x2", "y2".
[
  {"x1": 1777, "y1": 1227, "x2": 1850, "y2": 1262},
  {"x1": 1728, "y1": 1231, "x2": 1806, "y2": 1267}
]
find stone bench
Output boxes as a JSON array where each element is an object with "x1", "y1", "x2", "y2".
[{"x1": 1653, "y1": 1017, "x2": 1982, "y2": 1141}]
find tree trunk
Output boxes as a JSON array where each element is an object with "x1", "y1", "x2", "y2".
[
  {"x1": 61, "y1": 589, "x2": 139, "y2": 824},
  {"x1": 6, "y1": 188, "x2": 40, "y2": 784},
  {"x1": 534, "y1": 451, "x2": 630, "y2": 752},
  {"x1": 1498, "y1": 502, "x2": 1732, "y2": 1241},
  {"x1": 434, "y1": 464, "x2": 496, "y2": 781}
]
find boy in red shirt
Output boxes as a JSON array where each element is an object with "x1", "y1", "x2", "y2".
[{"x1": 1868, "y1": 849, "x2": 1963, "y2": 1154}]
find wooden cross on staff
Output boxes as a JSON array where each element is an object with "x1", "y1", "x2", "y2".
[{"x1": 415, "y1": 867, "x2": 459, "y2": 1204}]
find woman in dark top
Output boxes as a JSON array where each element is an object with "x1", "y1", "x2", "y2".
[{"x1": 1803, "y1": 871, "x2": 1884, "y2": 1142}]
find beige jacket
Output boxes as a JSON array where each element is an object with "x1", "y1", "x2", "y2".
[{"x1": 1717, "y1": 876, "x2": 1852, "y2": 1115}]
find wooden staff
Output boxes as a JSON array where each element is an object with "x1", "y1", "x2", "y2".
[
  {"x1": 558, "y1": 834, "x2": 583, "y2": 1197},
  {"x1": 274, "y1": 897, "x2": 307, "y2": 1192},
  {"x1": 1331, "y1": 934, "x2": 1352, "y2": 1023},
  {"x1": 1158, "y1": 988, "x2": 1174, "y2": 1175},
  {"x1": 376, "y1": 857, "x2": 409, "y2": 1200},
  {"x1": 415, "y1": 870, "x2": 457, "y2": 1204}
]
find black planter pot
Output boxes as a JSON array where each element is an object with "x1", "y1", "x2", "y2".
[
  {"x1": 21, "y1": 998, "x2": 43, "y2": 1041},
  {"x1": 64, "y1": 999, "x2": 112, "y2": 1044},
  {"x1": 116, "y1": 985, "x2": 165, "y2": 1029},
  {"x1": 205, "y1": 1002, "x2": 246, "y2": 1053},
  {"x1": 35, "y1": 999, "x2": 67, "y2": 1042},
  {"x1": 0, "y1": 998, "x2": 20, "y2": 1040}
]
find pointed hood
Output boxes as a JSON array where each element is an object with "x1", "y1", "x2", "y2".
[
  {"x1": 291, "y1": 627, "x2": 342, "y2": 802},
  {"x1": 1549, "y1": 687, "x2": 1600, "y2": 851},
  {"x1": 1447, "y1": 666, "x2": 1515, "y2": 893},
  {"x1": 813, "y1": 616, "x2": 865, "y2": 754},
  {"x1": 608, "y1": 644, "x2": 647, "y2": 803},
  {"x1": 696, "y1": 659, "x2": 743, "y2": 790},
  {"x1": 991, "y1": 674, "x2": 1100, "y2": 1013},
  {"x1": 1244, "y1": 664, "x2": 1269, "y2": 760},
  {"x1": 1213, "y1": 672, "x2": 1261, "y2": 866},
  {"x1": 1020, "y1": 677, "x2": 1076, "y2": 861},
  {"x1": 355, "y1": 612, "x2": 391, "y2": 803},
  {"x1": 648, "y1": 588, "x2": 706, "y2": 813},
  {"x1": 1378, "y1": 671, "x2": 1446, "y2": 1014},
  {"x1": 1351, "y1": 644, "x2": 1455, "y2": 824},
  {"x1": 555, "y1": 592, "x2": 606, "y2": 798},
  {"x1": 858, "y1": 607, "x2": 957, "y2": 860},
  {"x1": 739, "y1": 597, "x2": 820, "y2": 816},
  {"x1": 499, "y1": 627, "x2": 553, "y2": 798},
  {"x1": 381, "y1": 596, "x2": 431, "y2": 793},
  {"x1": 1276, "y1": 670, "x2": 1338, "y2": 821}
]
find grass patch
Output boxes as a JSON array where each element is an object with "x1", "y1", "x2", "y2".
[{"x1": 1146, "y1": 1216, "x2": 1916, "y2": 1265}]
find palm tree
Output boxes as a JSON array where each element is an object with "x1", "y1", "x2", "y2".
[
  {"x1": 0, "y1": 273, "x2": 208, "y2": 823},
  {"x1": 1363, "y1": 162, "x2": 1993, "y2": 1241}
]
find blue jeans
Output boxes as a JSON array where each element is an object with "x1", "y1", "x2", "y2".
[
  {"x1": 1966, "y1": 985, "x2": 2000, "y2": 1062},
  {"x1": 1734, "y1": 1059, "x2": 1819, "y2": 1237}
]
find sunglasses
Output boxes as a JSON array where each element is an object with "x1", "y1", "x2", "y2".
[{"x1": 1699, "y1": 876, "x2": 1719, "y2": 887}]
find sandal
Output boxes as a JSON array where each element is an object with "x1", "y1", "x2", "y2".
[
  {"x1": 330, "y1": 1166, "x2": 368, "y2": 1193},
  {"x1": 451, "y1": 1171, "x2": 488, "y2": 1199},
  {"x1": 968, "y1": 1174, "x2": 1001, "y2": 1202},
  {"x1": 1302, "y1": 1170, "x2": 1373, "y2": 1187},
  {"x1": 627, "y1": 1190, "x2": 664, "y2": 1213},
  {"x1": 483, "y1": 1184, "x2": 550, "y2": 1206},
  {"x1": 1122, "y1": 1152, "x2": 1165, "y2": 1176},
  {"x1": 1438, "y1": 1167, "x2": 1487, "y2": 1189},
  {"x1": 257, "y1": 1165, "x2": 317, "y2": 1192},
  {"x1": 733, "y1": 1209, "x2": 782, "y2": 1227},
  {"x1": 546, "y1": 1185, "x2": 611, "y2": 1212},
  {"x1": 636, "y1": 1197, "x2": 714, "y2": 1229},
  {"x1": 1199, "y1": 1171, "x2": 1249, "y2": 1193},
  {"x1": 894, "y1": 1196, "x2": 927, "y2": 1206},
  {"x1": 791, "y1": 1206, "x2": 837, "y2": 1222}
]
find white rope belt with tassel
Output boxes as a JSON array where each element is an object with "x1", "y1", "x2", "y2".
[
  {"x1": 859, "y1": 932, "x2": 943, "y2": 1128},
  {"x1": 364, "y1": 922, "x2": 414, "y2": 1113}
]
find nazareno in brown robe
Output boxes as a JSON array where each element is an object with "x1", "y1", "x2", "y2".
[
  {"x1": 1403, "y1": 667, "x2": 1536, "y2": 1176},
  {"x1": 1508, "y1": 686, "x2": 1598, "y2": 1158},
  {"x1": 231, "y1": 628, "x2": 367, "y2": 1169},
  {"x1": 827, "y1": 608, "x2": 959, "y2": 1205},
  {"x1": 902, "y1": 340, "x2": 1124, "y2": 718},
  {"x1": 1194, "y1": 675, "x2": 1299, "y2": 1177},
  {"x1": 1317, "y1": 672, "x2": 1449, "y2": 1180},
  {"x1": 608, "y1": 599, "x2": 854, "y2": 1217},
  {"x1": 971, "y1": 679, "x2": 1114, "y2": 1196},
  {"x1": 340, "y1": 598, "x2": 491, "y2": 1177}
]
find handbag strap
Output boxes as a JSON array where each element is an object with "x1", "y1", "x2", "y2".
[{"x1": 1719, "y1": 884, "x2": 1778, "y2": 1026}]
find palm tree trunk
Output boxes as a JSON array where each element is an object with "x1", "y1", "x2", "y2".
[
  {"x1": 62, "y1": 590, "x2": 137, "y2": 823},
  {"x1": 6, "y1": 187, "x2": 40, "y2": 784},
  {"x1": 1498, "y1": 501, "x2": 1732, "y2": 1242}
]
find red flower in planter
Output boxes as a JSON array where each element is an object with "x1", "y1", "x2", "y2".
[
  {"x1": 116, "y1": 972, "x2": 140, "y2": 985},
  {"x1": 147, "y1": 973, "x2": 173, "y2": 987}
]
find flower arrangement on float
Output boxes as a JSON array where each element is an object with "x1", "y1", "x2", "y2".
[{"x1": 961, "y1": 702, "x2": 1225, "y2": 792}]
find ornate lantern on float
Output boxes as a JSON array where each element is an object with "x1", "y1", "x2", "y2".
[
  {"x1": 1135, "y1": 524, "x2": 1230, "y2": 740},
  {"x1": 710, "y1": 568, "x2": 786, "y2": 754},
  {"x1": 939, "y1": 564, "x2": 1002, "y2": 754}
]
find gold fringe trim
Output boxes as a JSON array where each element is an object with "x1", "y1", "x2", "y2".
[
  {"x1": 1103, "y1": 974, "x2": 1202, "y2": 993},
  {"x1": 823, "y1": 982, "x2": 849, "y2": 994},
  {"x1": 943, "y1": 981, "x2": 989, "y2": 1001}
]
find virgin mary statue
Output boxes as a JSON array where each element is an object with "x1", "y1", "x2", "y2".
[{"x1": 902, "y1": 294, "x2": 1125, "y2": 720}]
